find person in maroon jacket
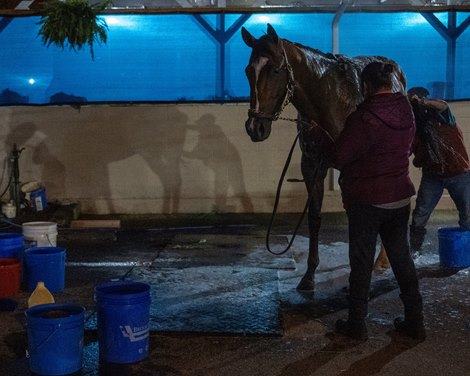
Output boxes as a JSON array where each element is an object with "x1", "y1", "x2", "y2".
[{"x1": 331, "y1": 62, "x2": 425, "y2": 340}]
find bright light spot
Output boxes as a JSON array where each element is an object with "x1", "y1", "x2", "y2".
[
  {"x1": 401, "y1": 13, "x2": 446, "y2": 27},
  {"x1": 249, "y1": 15, "x2": 281, "y2": 26},
  {"x1": 402, "y1": 14, "x2": 426, "y2": 26},
  {"x1": 258, "y1": 16, "x2": 271, "y2": 24},
  {"x1": 28, "y1": 78, "x2": 35, "y2": 85},
  {"x1": 104, "y1": 16, "x2": 135, "y2": 28}
]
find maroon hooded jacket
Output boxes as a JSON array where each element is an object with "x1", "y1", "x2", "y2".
[{"x1": 334, "y1": 92, "x2": 416, "y2": 208}]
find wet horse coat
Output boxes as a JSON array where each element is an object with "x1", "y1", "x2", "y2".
[{"x1": 242, "y1": 24, "x2": 406, "y2": 291}]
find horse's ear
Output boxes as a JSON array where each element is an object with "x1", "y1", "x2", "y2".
[
  {"x1": 241, "y1": 27, "x2": 255, "y2": 48},
  {"x1": 266, "y1": 24, "x2": 279, "y2": 45}
]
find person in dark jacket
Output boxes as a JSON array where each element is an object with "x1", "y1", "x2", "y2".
[
  {"x1": 408, "y1": 89, "x2": 470, "y2": 256},
  {"x1": 331, "y1": 62, "x2": 425, "y2": 340}
]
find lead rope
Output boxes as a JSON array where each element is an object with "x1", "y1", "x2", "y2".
[{"x1": 265, "y1": 120, "x2": 319, "y2": 256}]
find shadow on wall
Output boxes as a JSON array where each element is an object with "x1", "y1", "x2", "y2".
[
  {"x1": 84, "y1": 109, "x2": 252, "y2": 214},
  {"x1": 3, "y1": 110, "x2": 188, "y2": 214},
  {"x1": 132, "y1": 108, "x2": 188, "y2": 214},
  {"x1": 4, "y1": 122, "x2": 66, "y2": 200},
  {"x1": 43, "y1": 106, "x2": 189, "y2": 214},
  {"x1": 183, "y1": 114, "x2": 254, "y2": 213},
  {"x1": 3, "y1": 108, "x2": 253, "y2": 214}
]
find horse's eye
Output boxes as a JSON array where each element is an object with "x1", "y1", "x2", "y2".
[{"x1": 274, "y1": 68, "x2": 281, "y2": 74}]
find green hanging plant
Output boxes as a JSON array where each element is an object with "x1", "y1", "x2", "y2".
[{"x1": 37, "y1": 0, "x2": 112, "y2": 60}]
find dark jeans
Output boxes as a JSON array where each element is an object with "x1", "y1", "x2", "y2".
[
  {"x1": 412, "y1": 171, "x2": 470, "y2": 230},
  {"x1": 346, "y1": 204, "x2": 422, "y2": 321}
]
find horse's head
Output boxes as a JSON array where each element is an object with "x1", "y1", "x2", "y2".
[{"x1": 241, "y1": 24, "x2": 294, "y2": 142}]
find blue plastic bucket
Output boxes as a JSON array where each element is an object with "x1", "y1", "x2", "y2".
[
  {"x1": 95, "y1": 280, "x2": 151, "y2": 363},
  {"x1": 0, "y1": 233, "x2": 24, "y2": 259},
  {"x1": 23, "y1": 247, "x2": 66, "y2": 293},
  {"x1": 30, "y1": 187, "x2": 47, "y2": 211},
  {"x1": 26, "y1": 303, "x2": 85, "y2": 375},
  {"x1": 438, "y1": 227, "x2": 470, "y2": 268}
]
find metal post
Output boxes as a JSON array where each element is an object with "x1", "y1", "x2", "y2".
[
  {"x1": 193, "y1": 13, "x2": 251, "y2": 100},
  {"x1": 9, "y1": 144, "x2": 23, "y2": 213},
  {"x1": 446, "y1": 12, "x2": 457, "y2": 100},
  {"x1": 332, "y1": 0, "x2": 348, "y2": 54}
]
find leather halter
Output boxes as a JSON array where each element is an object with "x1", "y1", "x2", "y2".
[{"x1": 247, "y1": 46, "x2": 295, "y2": 122}]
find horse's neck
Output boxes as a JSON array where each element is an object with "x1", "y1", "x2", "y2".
[{"x1": 284, "y1": 42, "x2": 354, "y2": 139}]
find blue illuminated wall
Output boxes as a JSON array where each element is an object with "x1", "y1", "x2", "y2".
[{"x1": 0, "y1": 12, "x2": 469, "y2": 105}]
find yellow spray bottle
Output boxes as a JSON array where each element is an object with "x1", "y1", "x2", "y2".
[{"x1": 28, "y1": 281, "x2": 55, "y2": 308}]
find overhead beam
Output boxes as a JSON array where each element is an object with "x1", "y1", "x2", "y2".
[
  {"x1": 175, "y1": 0, "x2": 193, "y2": 8},
  {"x1": 454, "y1": 14, "x2": 470, "y2": 38},
  {"x1": 193, "y1": 13, "x2": 251, "y2": 98},
  {"x1": 15, "y1": 1, "x2": 34, "y2": 10},
  {"x1": 421, "y1": 12, "x2": 452, "y2": 42},
  {"x1": 420, "y1": 11, "x2": 470, "y2": 99},
  {"x1": 0, "y1": 17, "x2": 13, "y2": 33},
  {"x1": 3, "y1": 3, "x2": 470, "y2": 16}
]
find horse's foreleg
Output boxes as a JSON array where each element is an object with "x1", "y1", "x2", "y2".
[
  {"x1": 296, "y1": 162, "x2": 327, "y2": 292},
  {"x1": 296, "y1": 200, "x2": 322, "y2": 292}
]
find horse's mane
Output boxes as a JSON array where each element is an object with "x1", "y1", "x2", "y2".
[
  {"x1": 287, "y1": 40, "x2": 334, "y2": 60},
  {"x1": 284, "y1": 39, "x2": 396, "y2": 73},
  {"x1": 258, "y1": 34, "x2": 330, "y2": 58}
]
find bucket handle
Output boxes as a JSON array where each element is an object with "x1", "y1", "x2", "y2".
[
  {"x1": 26, "y1": 324, "x2": 62, "y2": 358},
  {"x1": 46, "y1": 233, "x2": 55, "y2": 246}
]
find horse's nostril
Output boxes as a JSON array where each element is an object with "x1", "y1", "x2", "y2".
[{"x1": 258, "y1": 123, "x2": 265, "y2": 137}]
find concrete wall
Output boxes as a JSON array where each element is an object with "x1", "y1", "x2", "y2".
[{"x1": 1, "y1": 101, "x2": 469, "y2": 214}]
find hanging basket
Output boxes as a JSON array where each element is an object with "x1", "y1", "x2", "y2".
[{"x1": 37, "y1": 0, "x2": 111, "y2": 59}]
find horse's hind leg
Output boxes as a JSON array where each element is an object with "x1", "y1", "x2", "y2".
[
  {"x1": 374, "y1": 243, "x2": 390, "y2": 274},
  {"x1": 297, "y1": 160, "x2": 327, "y2": 292}
]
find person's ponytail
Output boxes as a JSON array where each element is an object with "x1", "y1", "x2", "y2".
[{"x1": 361, "y1": 62, "x2": 394, "y2": 91}]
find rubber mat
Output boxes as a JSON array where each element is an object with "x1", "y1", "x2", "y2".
[
  {"x1": 85, "y1": 265, "x2": 282, "y2": 335},
  {"x1": 66, "y1": 229, "x2": 292, "y2": 335},
  {"x1": 139, "y1": 266, "x2": 282, "y2": 335}
]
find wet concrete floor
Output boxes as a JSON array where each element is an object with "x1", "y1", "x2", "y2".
[{"x1": 1, "y1": 211, "x2": 469, "y2": 376}]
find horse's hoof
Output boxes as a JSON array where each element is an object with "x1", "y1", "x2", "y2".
[
  {"x1": 374, "y1": 265, "x2": 388, "y2": 275},
  {"x1": 373, "y1": 259, "x2": 390, "y2": 274},
  {"x1": 296, "y1": 278, "x2": 315, "y2": 292}
]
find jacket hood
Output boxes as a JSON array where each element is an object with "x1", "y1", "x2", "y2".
[{"x1": 361, "y1": 92, "x2": 414, "y2": 130}]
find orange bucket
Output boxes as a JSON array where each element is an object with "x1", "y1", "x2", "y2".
[{"x1": 0, "y1": 258, "x2": 21, "y2": 297}]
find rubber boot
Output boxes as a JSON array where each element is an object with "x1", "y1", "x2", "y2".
[
  {"x1": 335, "y1": 319, "x2": 368, "y2": 340},
  {"x1": 335, "y1": 298, "x2": 368, "y2": 340},
  {"x1": 394, "y1": 293, "x2": 426, "y2": 340},
  {"x1": 410, "y1": 225, "x2": 426, "y2": 257}
]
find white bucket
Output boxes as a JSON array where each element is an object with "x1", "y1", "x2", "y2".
[{"x1": 22, "y1": 222, "x2": 58, "y2": 247}]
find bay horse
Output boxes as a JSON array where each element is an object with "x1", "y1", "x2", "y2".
[{"x1": 242, "y1": 24, "x2": 406, "y2": 292}]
